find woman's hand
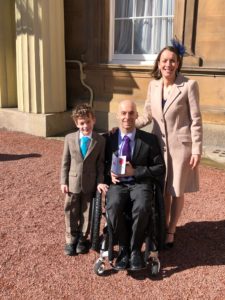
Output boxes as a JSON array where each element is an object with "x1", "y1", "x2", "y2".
[
  {"x1": 189, "y1": 154, "x2": 201, "y2": 169},
  {"x1": 97, "y1": 183, "x2": 109, "y2": 195},
  {"x1": 61, "y1": 184, "x2": 69, "y2": 194},
  {"x1": 109, "y1": 127, "x2": 118, "y2": 134}
]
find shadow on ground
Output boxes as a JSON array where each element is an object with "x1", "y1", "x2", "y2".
[
  {"x1": 127, "y1": 219, "x2": 225, "y2": 281},
  {"x1": 0, "y1": 153, "x2": 41, "y2": 161}
]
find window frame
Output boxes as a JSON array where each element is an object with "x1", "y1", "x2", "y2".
[{"x1": 109, "y1": 0, "x2": 174, "y2": 65}]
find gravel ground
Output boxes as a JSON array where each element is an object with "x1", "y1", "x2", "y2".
[{"x1": 0, "y1": 129, "x2": 225, "y2": 300}]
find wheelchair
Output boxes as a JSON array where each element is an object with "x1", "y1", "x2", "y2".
[{"x1": 90, "y1": 180, "x2": 166, "y2": 276}]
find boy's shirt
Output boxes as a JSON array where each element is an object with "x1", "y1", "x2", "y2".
[
  {"x1": 79, "y1": 131, "x2": 92, "y2": 140},
  {"x1": 79, "y1": 131, "x2": 92, "y2": 158}
]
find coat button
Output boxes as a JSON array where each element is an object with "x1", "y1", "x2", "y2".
[
  {"x1": 163, "y1": 147, "x2": 167, "y2": 152},
  {"x1": 162, "y1": 134, "x2": 165, "y2": 137}
]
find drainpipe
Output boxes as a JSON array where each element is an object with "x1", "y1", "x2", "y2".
[{"x1": 66, "y1": 60, "x2": 94, "y2": 107}]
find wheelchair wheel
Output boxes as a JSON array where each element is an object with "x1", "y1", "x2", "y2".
[
  {"x1": 90, "y1": 192, "x2": 102, "y2": 251},
  {"x1": 94, "y1": 259, "x2": 105, "y2": 276},
  {"x1": 150, "y1": 258, "x2": 160, "y2": 276}
]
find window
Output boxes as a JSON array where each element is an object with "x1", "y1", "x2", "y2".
[{"x1": 110, "y1": 0, "x2": 174, "y2": 64}]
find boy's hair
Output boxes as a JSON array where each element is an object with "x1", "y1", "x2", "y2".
[{"x1": 72, "y1": 103, "x2": 95, "y2": 121}]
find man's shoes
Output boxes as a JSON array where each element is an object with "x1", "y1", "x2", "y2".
[
  {"x1": 115, "y1": 247, "x2": 130, "y2": 270},
  {"x1": 64, "y1": 244, "x2": 76, "y2": 256},
  {"x1": 76, "y1": 236, "x2": 89, "y2": 254},
  {"x1": 130, "y1": 250, "x2": 144, "y2": 271}
]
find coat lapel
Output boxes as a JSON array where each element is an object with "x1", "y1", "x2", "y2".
[
  {"x1": 111, "y1": 130, "x2": 119, "y2": 154},
  {"x1": 163, "y1": 74, "x2": 185, "y2": 115},
  {"x1": 74, "y1": 131, "x2": 83, "y2": 159},
  {"x1": 132, "y1": 130, "x2": 142, "y2": 161},
  {"x1": 152, "y1": 79, "x2": 164, "y2": 120},
  {"x1": 84, "y1": 131, "x2": 98, "y2": 159}
]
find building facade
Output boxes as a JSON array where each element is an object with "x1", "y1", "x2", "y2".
[{"x1": 0, "y1": 0, "x2": 225, "y2": 146}]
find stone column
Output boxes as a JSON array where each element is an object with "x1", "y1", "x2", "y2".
[
  {"x1": 15, "y1": 0, "x2": 66, "y2": 113},
  {"x1": 0, "y1": 0, "x2": 17, "y2": 108},
  {"x1": 174, "y1": 0, "x2": 201, "y2": 66}
]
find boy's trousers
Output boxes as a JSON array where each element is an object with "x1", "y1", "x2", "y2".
[{"x1": 64, "y1": 192, "x2": 93, "y2": 244}]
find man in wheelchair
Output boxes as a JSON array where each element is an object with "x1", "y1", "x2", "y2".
[{"x1": 102, "y1": 100, "x2": 165, "y2": 271}]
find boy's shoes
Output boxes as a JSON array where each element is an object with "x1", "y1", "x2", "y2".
[
  {"x1": 64, "y1": 243, "x2": 76, "y2": 256},
  {"x1": 76, "y1": 236, "x2": 89, "y2": 254}
]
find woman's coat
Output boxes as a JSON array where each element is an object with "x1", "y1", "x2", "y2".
[{"x1": 136, "y1": 73, "x2": 203, "y2": 196}]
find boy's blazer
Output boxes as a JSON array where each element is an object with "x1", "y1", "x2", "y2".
[{"x1": 60, "y1": 131, "x2": 105, "y2": 194}]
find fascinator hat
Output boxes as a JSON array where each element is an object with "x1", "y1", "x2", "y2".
[{"x1": 170, "y1": 37, "x2": 186, "y2": 57}]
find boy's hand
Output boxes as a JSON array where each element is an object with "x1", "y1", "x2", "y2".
[
  {"x1": 61, "y1": 184, "x2": 69, "y2": 194},
  {"x1": 97, "y1": 183, "x2": 109, "y2": 195}
]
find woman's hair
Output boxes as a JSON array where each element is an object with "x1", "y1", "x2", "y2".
[{"x1": 151, "y1": 46, "x2": 183, "y2": 80}]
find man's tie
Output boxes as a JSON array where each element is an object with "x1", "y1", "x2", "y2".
[
  {"x1": 80, "y1": 136, "x2": 90, "y2": 158},
  {"x1": 122, "y1": 135, "x2": 131, "y2": 162}
]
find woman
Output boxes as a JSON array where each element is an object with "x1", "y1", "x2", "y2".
[{"x1": 136, "y1": 45, "x2": 203, "y2": 248}]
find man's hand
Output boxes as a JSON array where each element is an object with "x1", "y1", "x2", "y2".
[
  {"x1": 111, "y1": 171, "x2": 120, "y2": 184},
  {"x1": 61, "y1": 184, "x2": 69, "y2": 194},
  {"x1": 124, "y1": 162, "x2": 135, "y2": 177},
  {"x1": 97, "y1": 183, "x2": 109, "y2": 195},
  {"x1": 189, "y1": 154, "x2": 201, "y2": 170}
]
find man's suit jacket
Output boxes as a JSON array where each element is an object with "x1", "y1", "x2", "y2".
[
  {"x1": 60, "y1": 131, "x2": 105, "y2": 194},
  {"x1": 104, "y1": 129, "x2": 165, "y2": 187}
]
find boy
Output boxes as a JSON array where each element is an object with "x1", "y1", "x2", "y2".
[{"x1": 60, "y1": 103, "x2": 108, "y2": 256}]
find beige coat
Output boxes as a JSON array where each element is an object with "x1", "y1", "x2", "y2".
[
  {"x1": 136, "y1": 73, "x2": 203, "y2": 196},
  {"x1": 60, "y1": 131, "x2": 105, "y2": 194}
]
